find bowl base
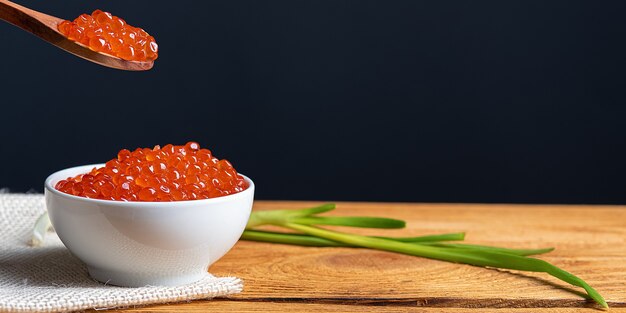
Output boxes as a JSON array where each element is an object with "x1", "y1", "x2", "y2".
[{"x1": 88, "y1": 266, "x2": 207, "y2": 287}]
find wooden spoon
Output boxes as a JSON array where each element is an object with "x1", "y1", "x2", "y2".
[{"x1": 0, "y1": 0, "x2": 153, "y2": 71}]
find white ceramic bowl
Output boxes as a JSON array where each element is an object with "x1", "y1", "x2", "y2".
[{"x1": 44, "y1": 164, "x2": 254, "y2": 287}]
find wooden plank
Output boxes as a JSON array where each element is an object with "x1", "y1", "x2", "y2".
[{"x1": 99, "y1": 201, "x2": 626, "y2": 312}]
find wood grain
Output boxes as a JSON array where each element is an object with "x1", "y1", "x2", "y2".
[
  {"x1": 107, "y1": 301, "x2": 626, "y2": 313},
  {"x1": 0, "y1": 0, "x2": 153, "y2": 71},
  {"x1": 101, "y1": 201, "x2": 626, "y2": 312}
]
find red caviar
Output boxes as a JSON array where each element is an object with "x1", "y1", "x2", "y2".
[
  {"x1": 55, "y1": 142, "x2": 248, "y2": 201},
  {"x1": 57, "y1": 10, "x2": 158, "y2": 61}
]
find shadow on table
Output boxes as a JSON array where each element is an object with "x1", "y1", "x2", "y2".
[{"x1": 492, "y1": 268, "x2": 602, "y2": 307}]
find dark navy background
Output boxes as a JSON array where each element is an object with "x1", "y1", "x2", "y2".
[{"x1": 1, "y1": 1, "x2": 625, "y2": 203}]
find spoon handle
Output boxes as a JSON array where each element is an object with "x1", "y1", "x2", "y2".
[{"x1": 0, "y1": 0, "x2": 64, "y2": 41}]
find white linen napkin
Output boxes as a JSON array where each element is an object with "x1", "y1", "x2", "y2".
[{"x1": 0, "y1": 193, "x2": 242, "y2": 313}]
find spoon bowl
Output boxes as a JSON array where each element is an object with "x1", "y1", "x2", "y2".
[{"x1": 0, "y1": 0, "x2": 153, "y2": 71}]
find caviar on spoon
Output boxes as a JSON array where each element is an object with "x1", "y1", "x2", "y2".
[{"x1": 0, "y1": 0, "x2": 155, "y2": 71}]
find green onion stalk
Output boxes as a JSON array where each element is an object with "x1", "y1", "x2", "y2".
[{"x1": 241, "y1": 204, "x2": 607, "y2": 309}]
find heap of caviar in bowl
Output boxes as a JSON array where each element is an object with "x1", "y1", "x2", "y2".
[
  {"x1": 55, "y1": 142, "x2": 248, "y2": 201},
  {"x1": 57, "y1": 10, "x2": 158, "y2": 61}
]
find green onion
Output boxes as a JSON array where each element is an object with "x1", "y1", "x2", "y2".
[
  {"x1": 243, "y1": 204, "x2": 607, "y2": 308},
  {"x1": 291, "y1": 216, "x2": 406, "y2": 229},
  {"x1": 241, "y1": 230, "x2": 551, "y2": 257},
  {"x1": 241, "y1": 230, "x2": 466, "y2": 247},
  {"x1": 376, "y1": 232, "x2": 465, "y2": 242},
  {"x1": 242, "y1": 230, "x2": 347, "y2": 247},
  {"x1": 418, "y1": 242, "x2": 555, "y2": 257}
]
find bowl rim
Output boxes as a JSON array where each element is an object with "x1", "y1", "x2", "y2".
[{"x1": 45, "y1": 163, "x2": 255, "y2": 207}]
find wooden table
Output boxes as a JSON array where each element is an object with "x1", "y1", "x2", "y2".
[{"x1": 109, "y1": 201, "x2": 626, "y2": 312}]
